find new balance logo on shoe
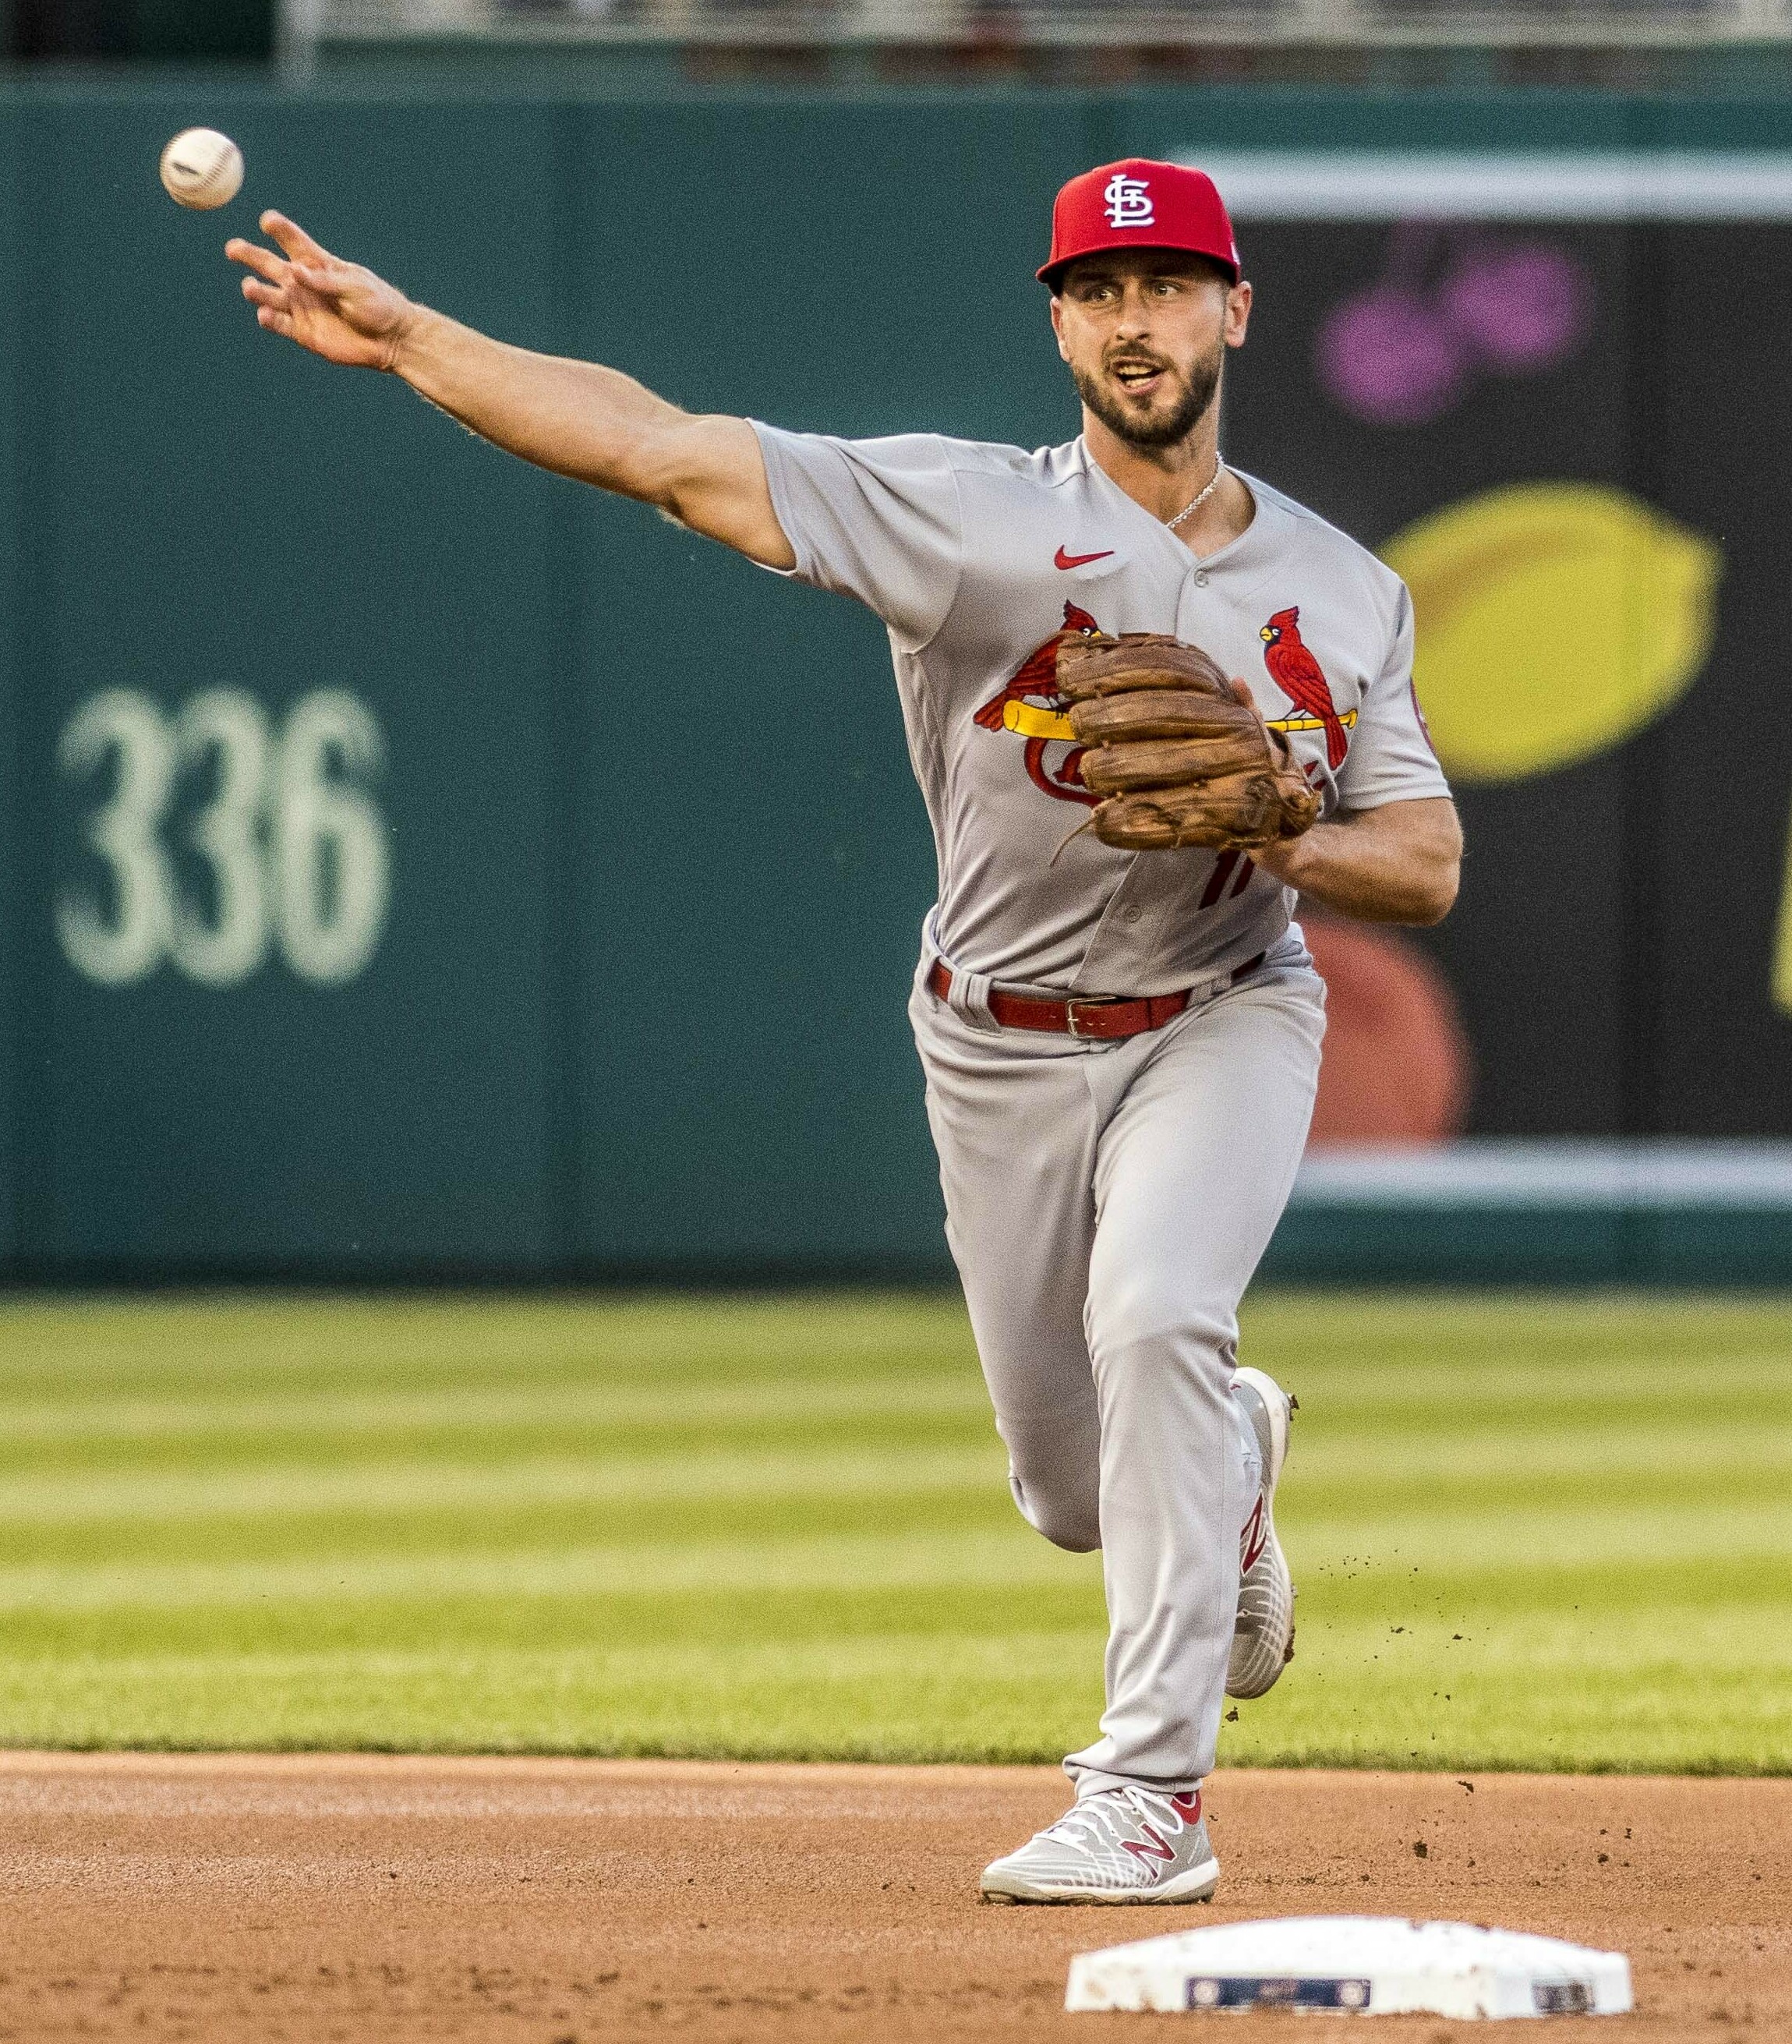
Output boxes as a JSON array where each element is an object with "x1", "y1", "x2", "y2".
[
  {"x1": 1119, "y1": 1790, "x2": 1203, "y2": 1866},
  {"x1": 1240, "y1": 1493, "x2": 1268, "y2": 1573},
  {"x1": 1121, "y1": 1825, "x2": 1175, "y2": 1865}
]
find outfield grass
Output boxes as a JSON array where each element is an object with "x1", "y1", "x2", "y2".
[{"x1": 0, "y1": 1290, "x2": 1785, "y2": 1773}]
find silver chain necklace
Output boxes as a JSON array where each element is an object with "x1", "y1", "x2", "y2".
[{"x1": 1165, "y1": 458, "x2": 1225, "y2": 533}]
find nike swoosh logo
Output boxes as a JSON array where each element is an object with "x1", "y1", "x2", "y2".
[{"x1": 1054, "y1": 546, "x2": 1114, "y2": 570}]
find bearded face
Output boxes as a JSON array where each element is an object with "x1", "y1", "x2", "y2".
[
  {"x1": 1053, "y1": 255, "x2": 1239, "y2": 454},
  {"x1": 1071, "y1": 330, "x2": 1225, "y2": 451}
]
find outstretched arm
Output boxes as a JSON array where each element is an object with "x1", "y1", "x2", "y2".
[
  {"x1": 1250, "y1": 795, "x2": 1462, "y2": 925},
  {"x1": 226, "y1": 211, "x2": 794, "y2": 570}
]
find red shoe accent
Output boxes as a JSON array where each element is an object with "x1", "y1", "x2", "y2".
[
  {"x1": 1240, "y1": 1493, "x2": 1269, "y2": 1573},
  {"x1": 1120, "y1": 1823, "x2": 1176, "y2": 1865}
]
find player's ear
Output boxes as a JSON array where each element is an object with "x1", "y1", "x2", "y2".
[
  {"x1": 1225, "y1": 278, "x2": 1253, "y2": 348},
  {"x1": 1049, "y1": 293, "x2": 1070, "y2": 362}
]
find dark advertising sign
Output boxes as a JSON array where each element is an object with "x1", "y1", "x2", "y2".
[{"x1": 1189, "y1": 164, "x2": 1792, "y2": 1141}]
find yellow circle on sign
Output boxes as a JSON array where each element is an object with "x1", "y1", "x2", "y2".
[{"x1": 1380, "y1": 483, "x2": 1720, "y2": 783}]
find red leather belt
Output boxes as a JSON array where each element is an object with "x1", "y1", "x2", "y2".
[{"x1": 927, "y1": 953, "x2": 1265, "y2": 1041}]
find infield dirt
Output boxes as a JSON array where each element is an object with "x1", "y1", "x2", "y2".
[{"x1": 0, "y1": 1752, "x2": 1781, "y2": 2042}]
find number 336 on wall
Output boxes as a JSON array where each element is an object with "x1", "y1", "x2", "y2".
[{"x1": 56, "y1": 688, "x2": 391, "y2": 990}]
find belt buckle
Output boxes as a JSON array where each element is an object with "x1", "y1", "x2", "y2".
[{"x1": 1066, "y1": 999, "x2": 1112, "y2": 1040}]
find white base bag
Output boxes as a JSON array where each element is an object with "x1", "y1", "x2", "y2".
[{"x1": 1065, "y1": 1915, "x2": 1633, "y2": 2019}]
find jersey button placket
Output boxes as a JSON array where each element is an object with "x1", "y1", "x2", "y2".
[{"x1": 1175, "y1": 564, "x2": 1207, "y2": 642}]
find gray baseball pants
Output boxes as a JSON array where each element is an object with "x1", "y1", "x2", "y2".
[{"x1": 910, "y1": 934, "x2": 1326, "y2": 1798}]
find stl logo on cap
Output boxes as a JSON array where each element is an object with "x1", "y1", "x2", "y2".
[
  {"x1": 1104, "y1": 172, "x2": 1154, "y2": 228},
  {"x1": 1037, "y1": 159, "x2": 1241, "y2": 288}
]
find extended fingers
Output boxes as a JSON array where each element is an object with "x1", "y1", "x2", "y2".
[
  {"x1": 225, "y1": 235, "x2": 288, "y2": 285},
  {"x1": 260, "y1": 210, "x2": 332, "y2": 267},
  {"x1": 232, "y1": 253, "x2": 347, "y2": 317}
]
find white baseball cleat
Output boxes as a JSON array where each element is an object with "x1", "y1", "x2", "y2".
[
  {"x1": 1227, "y1": 1364, "x2": 1297, "y2": 1700},
  {"x1": 980, "y1": 1785, "x2": 1221, "y2": 1904}
]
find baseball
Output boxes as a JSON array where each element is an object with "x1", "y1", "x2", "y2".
[{"x1": 159, "y1": 129, "x2": 244, "y2": 211}]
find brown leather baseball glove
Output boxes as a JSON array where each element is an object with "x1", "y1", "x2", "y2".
[{"x1": 1057, "y1": 631, "x2": 1322, "y2": 853}]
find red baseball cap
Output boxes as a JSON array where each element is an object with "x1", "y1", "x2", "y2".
[{"x1": 1038, "y1": 157, "x2": 1240, "y2": 289}]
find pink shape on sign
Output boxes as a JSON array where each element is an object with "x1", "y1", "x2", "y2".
[
  {"x1": 1314, "y1": 284, "x2": 1469, "y2": 427},
  {"x1": 1441, "y1": 240, "x2": 1592, "y2": 373},
  {"x1": 1313, "y1": 227, "x2": 1594, "y2": 427}
]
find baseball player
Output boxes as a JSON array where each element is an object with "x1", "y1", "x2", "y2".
[{"x1": 227, "y1": 157, "x2": 1460, "y2": 1904}]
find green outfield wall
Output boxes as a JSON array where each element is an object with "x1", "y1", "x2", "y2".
[{"x1": 4, "y1": 78, "x2": 1792, "y2": 1281}]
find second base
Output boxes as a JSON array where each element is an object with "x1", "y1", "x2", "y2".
[{"x1": 1064, "y1": 1915, "x2": 1633, "y2": 2019}]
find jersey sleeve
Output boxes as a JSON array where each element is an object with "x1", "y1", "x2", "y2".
[
  {"x1": 1334, "y1": 580, "x2": 1454, "y2": 810},
  {"x1": 751, "y1": 424, "x2": 963, "y2": 652}
]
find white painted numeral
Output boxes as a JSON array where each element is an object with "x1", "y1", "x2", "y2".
[
  {"x1": 273, "y1": 690, "x2": 390, "y2": 987},
  {"x1": 56, "y1": 690, "x2": 178, "y2": 987},
  {"x1": 56, "y1": 688, "x2": 391, "y2": 989},
  {"x1": 171, "y1": 689, "x2": 275, "y2": 989}
]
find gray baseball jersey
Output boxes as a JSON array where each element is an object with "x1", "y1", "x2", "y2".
[
  {"x1": 752, "y1": 419, "x2": 1451, "y2": 1809},
  {"x1": 753, "y1": 424, "x2": 1451, "y2": 996}
]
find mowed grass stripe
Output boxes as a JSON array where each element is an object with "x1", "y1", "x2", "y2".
[
  {"x1": 0, "y1": 1527, "x2": 1090, "y2": 1611},
  {"x1": 0, "y1": 1289, "x2": 1783, "y2": 1396},
  {"x1": 0, "y1": 1529, "x2": 1777, "y2": 1619},
  {"x1": 3, "y1": 1426, "x2": 1787, "y2": 1530},
  {"x1": 0, "y1": 1444, "x2": 1009, "y2": 1527},
  {"x1": 0, "y1": 1293, "x2": 980, "y2": 1390},
  {"x1": 0, "y1": 1370, "x2": 991, "y2": 1447},
  {"x1": 4, "y1": 1347, "x2": 1787, "y2": 1415},
  {"x1": 2, "y1": 1370, "x2": 1784, "y2": 1466},
  {"x1": 1284, "y1": 1501, "x2": 1792, "y2": 1568},
  {"x1": 2, "y1": 1375, "x2": 1783, "y2": 1490}
]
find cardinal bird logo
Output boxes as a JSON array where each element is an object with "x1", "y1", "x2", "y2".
[
  {"x1": 1260, "y1": 606, "x2": 1349, "y2": 770},
  {"x1": 974, "y1": 599, "x2": 1102, "y2": 806}
]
